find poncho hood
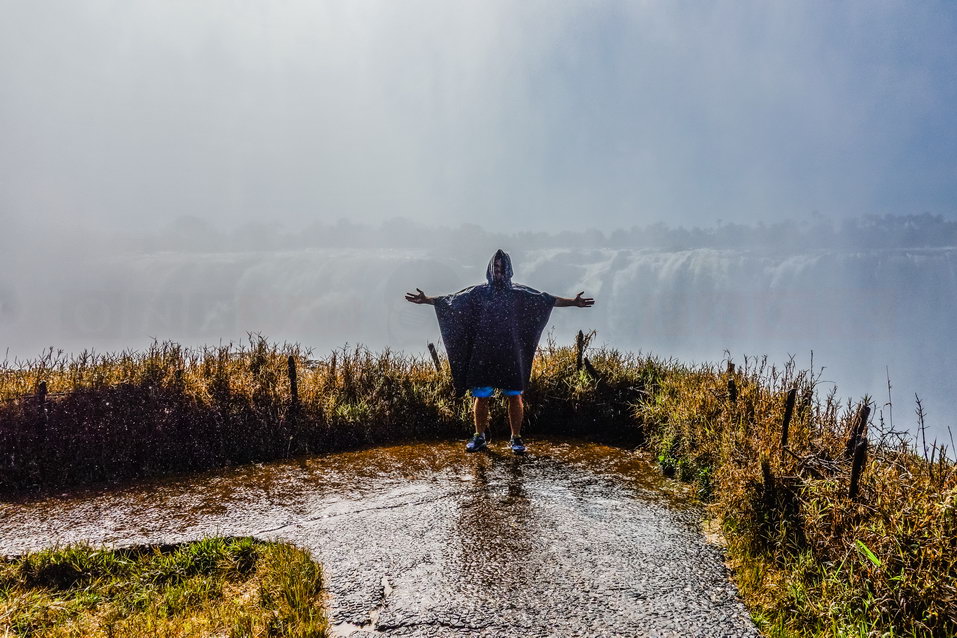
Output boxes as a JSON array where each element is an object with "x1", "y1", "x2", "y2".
[{"x1": 486, "y1": 249, "x2": 514, "y2": 288}]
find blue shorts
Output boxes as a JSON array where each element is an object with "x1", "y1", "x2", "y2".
[{"x1": 471, "y1": 387, "x2": 523, "y2": 398}]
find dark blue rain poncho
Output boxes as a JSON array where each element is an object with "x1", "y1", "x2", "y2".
[{"x1": 434, "y1": 250, "x2": 555, "y2": 397}]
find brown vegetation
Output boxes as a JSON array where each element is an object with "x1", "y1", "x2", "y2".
[{"x1": 638, "y1": 355, "x2": 956, "y2": 636}]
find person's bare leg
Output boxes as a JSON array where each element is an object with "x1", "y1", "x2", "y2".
[
  {"x1": 473, "y1": 397, "x2": 490, "y2": 435},
  {"x1": 507, "y1": 395, "x2": 524, "y2": 438}
]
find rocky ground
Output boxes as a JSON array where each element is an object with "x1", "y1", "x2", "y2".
[{"x1": 0, "y1": 439, "x2": 759, "y2": 637}]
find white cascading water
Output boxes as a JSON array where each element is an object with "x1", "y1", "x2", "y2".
[{"x1": 2, "y1": 247, "x2": 954, "y2": 441}]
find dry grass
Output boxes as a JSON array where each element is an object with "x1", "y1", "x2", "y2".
[
  {"x1": 0, "y1": 334, "x2": 654, "y2": 492},
  {"x1": 0, "y1": 337, "x2": 463, "y2": 491},
  {"x1": 638, "y1": 355, "x2": 956, "y2": 637},
  {"x1": 1, "y1": 335, "x2": 954, "y2": 635}
]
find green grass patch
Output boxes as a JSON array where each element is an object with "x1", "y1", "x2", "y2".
[{"x1": 0, "y1": 537, "x2": 328, "y2": 637}]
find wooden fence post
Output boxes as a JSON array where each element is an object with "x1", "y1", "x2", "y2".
[
  {"x1": 287, "y1": 356, "x2": 299, "y2": 410},
  {"x1": 576, "y1": 330, "x2": 585, "y2": 371},
  {"x1": 727, "y1": 378, "x2": 737, "y2": 403},
  {"x1": 849, "y1": 437, "x2": 868, "y2": 500},
  {"x1": 844, "y1": 404, "x2": 871, "y2": 459},
  {"x1": 845, "y1": 403, "x2": 871, "y2": 499},
  {"x1": 781, "y1": 388, "x2": 797, "y2": 461},
  {"x1": 427, "y1": 343, "x2": 442, "y2": 373}
]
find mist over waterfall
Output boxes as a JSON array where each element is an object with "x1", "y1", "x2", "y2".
[{"x1": 3, "y1": 217, "x2": 955, "y2": 442}]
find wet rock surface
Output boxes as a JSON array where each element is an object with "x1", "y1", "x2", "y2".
[{"x1": 0, "y1": 439, "x2": 758, "y2": 637}]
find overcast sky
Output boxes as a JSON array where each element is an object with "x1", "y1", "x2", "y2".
[{"x1": 2, "y1": 0, "x2": 956, "y2": 237}]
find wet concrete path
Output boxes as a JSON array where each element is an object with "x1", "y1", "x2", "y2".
[{"x1": 0, "y1": 439, "x2": 759, "y2": 637}]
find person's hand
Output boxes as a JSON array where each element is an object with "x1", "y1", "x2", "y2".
[
  {"x1": 405, "y1": 288, "x2": 430, "y2": 304},
  {"x1": 574, "y1": 291, "x2": 594, "y2": 307}
]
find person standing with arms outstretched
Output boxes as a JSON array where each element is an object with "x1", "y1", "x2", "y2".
[{"x1": 405, "y1": 249, "x2": 594, "y2": 454}]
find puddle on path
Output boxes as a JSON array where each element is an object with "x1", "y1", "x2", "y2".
[{"x1": 0, "y1": 438, "x2": 757, "y2": 638}]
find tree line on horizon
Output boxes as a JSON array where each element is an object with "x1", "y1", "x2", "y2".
[{"x1": 136, "y1": 212, "x2": 957, "y2": 253}]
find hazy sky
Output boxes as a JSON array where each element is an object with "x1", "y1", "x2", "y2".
[{"x1": 2, "y1": 0, "x2": 956, "y2": 236}]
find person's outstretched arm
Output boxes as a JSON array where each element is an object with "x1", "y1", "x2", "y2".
[
  {"x1": 553, "y1": 291, "x2": 594, "y2": 308},
  {"x1": 405, "y1": 288, "x2": 436, "y2": 305}
]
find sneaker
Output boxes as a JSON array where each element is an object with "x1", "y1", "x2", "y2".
[
  {"x1": 466, "y1": 432, "x2": 487, "y2": 453},
  {"x1": 509, "y1": 436, "x2": 526, "y2": 455}
]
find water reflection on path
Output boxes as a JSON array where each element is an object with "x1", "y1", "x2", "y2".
[{"x1": 0, "y1": 439, "x2": 758, "y2": 637}]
